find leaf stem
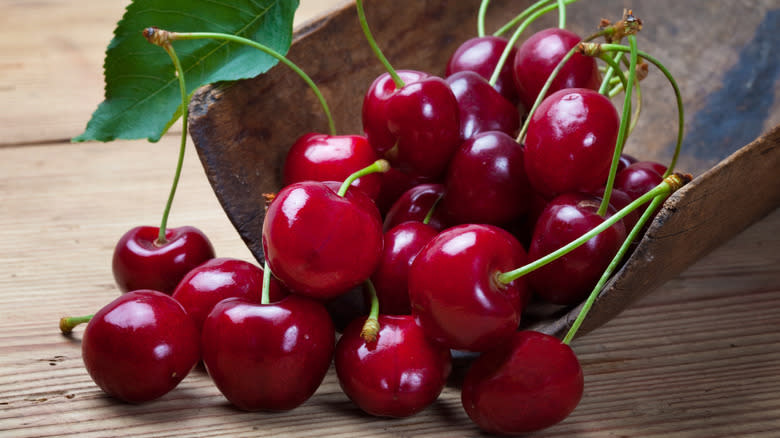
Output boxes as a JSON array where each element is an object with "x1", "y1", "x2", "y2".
[
  {"x1": 168, "y1": 31, "x2": 337, "y2": 136},
  {"x1": 355, "y1": 0, "x2": 404, "y2": 89}
]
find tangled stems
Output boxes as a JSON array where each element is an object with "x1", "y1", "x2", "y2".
[
  {"x1": 355, "y1": 0, "x2": 404, "y2": 89},
  {"x1": 492, "y1": 0, "x2": 571, "y2": 38},
  {"x1": 496, "y1": 173, "x2": 691, "y2": 285},
  {"x1": 151, "y1": 29, "x2": 337, "y2": 137}
]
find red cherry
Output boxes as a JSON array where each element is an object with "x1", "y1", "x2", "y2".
[
  {"x1": 112, "y1": 225, "x2": 215, "y2": 295},
  {"x1": 440, "y1": 131, "x2": 533, "y2": 226},
  {"x1": 335, "y1": 315, "x2": 452, "y2": 418},
  {"x1": 283, "y1": 132, "x2": 382, "y2": 200},
  {"x1": 171, "y1": 257, "x2": 287, "y2": 333},
  {"x1": 524, "y1": 88, "x2": 620, "y2": 198},
  {"x1": 371, "y1": 221, "x2": 438, "y2": 315},
  {"x1": 445, "y1": 71, "x2": 520, "y2": 141},
  {"x1": 362, "y1": 70, "x2": 430, "y2": 155},
  {"x1": 461, "y1": 330, "x2": 583, "y2": 434},
  {"x1": 408, "y1": 224, "x2": 529, "y2": 352},
  {"x1": 201, "y1": 295, "x2": 335, "y2": 411},
  {"x1": 383, "y1": 183, "x2": 447, "y2": 232},
  {"x1": 512, "y1": 28, "x2": 601, "y2": 111},
  {"x1": 615, "y1": 161, "x2": 666, "y2": 201},
  {"x1": 262, "y1": 181, "x2": 383, "y2": 299},
  {"x1": 81, "y1": 289, "x2": 200, "y2": 403},
  {"x1": 374, "y1": 167, "x2": 435, "y2": 217},
  {"x1": 446, "y1": 35, "x2": 519, "y2": 105},
  {"x1": 527, "y1": 192, "x2": 627, "y2": 305}
]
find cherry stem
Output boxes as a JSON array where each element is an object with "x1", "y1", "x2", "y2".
[
  {"x1": 489, "y1": 0, "x2": 577, "y2": 88},
  {"x1": 59, "y1": 314, "x2": 93, "y2": 334},
  {"x1": 477, "y1": 0, "x2": 490, "y2": 37},
  {"x1": 161, "y1": 30, "x2": 337, "y2": 136},
  {"x1": 360, "y1": 280, "x2": 380, "y2": 342},
  {"x1": 586, "y1": 42, "x2": 684, "y2": 177},
  {"x1": 423, "y1": 193, "x2": 444, "y2": 226},
  {"x1": 598, "y1": 52, "x2": 625, "y2": 95},
  {"x1": 557, "y1": 0, "x2": 567, "y2": 29},
  {"x1": 597, "y1": 51, "x2": 643, "y2": 137},
  {"x1": 355, "y1": 0, "x2": 404, "y2": 89},
  {"x1": 337, "y1": 159, "x2": 390, "y2": 197},
  {"x1": 261, "y1": 260, "x2": 272, "y2": 305},
  {"x1": 561, "y1": 191, "x2": 667, "y2": 344},
  {"x1": 493, "y1": 0, "x2": 560, "y2": 37},
  {"x1": 597, "y1": 34, "x2": 638, "y2": 217},
  {"x1": 497, "y1": 173, "x2": 690, "y2": 284}
]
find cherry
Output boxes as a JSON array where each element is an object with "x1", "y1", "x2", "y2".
[
  {"x1": 445, "y1": 35, "x2": 519, "y2": 105},
  {"x1": 370, "y1": 221, "x2": 438, "y2": 315},
  {"x1": 79, "y1": 289, "x2": 200, "y2": 403},
  {"x1": 171, "y1": 257, "x2": 287, "y2": 333},
  {"x1": 408, "y1": 224, "x2": 529, "y2": 352},
  {"x1": 262, "y1": 180, "x2": 383, "y2": 299},
  {"x1": 445, "y1": 71, "x2": 520, "y2": 141},
  {"x1": 282, "y1": 132, "x2": 382, "y2": 200},
  {"x1": 440, "y1": 131, "x2": 533, "y2": 226},
  {"x1": 615, "y1": 161, "x2": 667, "y2": 201},
  {"x1": 526, "y1": 192, "x2": 627, "y2": 305},
  {"x1": 112, "y1": 225, "x2": 215, "y2": 295},
  {"x1": 461, "y1": 330, "x2": 583, "y2": 434},
  {"x1": 201, "y1": 295, "x2": 335, "y2": 411},
  {"x1": 374, "y1": 166, "x2": 435, "y2": 217},
  {"x1": 524, "y1": 88, "x2": 620, "y2": 198},
  {"x1": 335, "y1": 314, "x2": 452, "y2": 418},
  {"x1": 512, "y1": 28, "x2": 601, "y2": 112},
  {"x1": 383, "y1": 183, "x2": 447, "y2": 232}
]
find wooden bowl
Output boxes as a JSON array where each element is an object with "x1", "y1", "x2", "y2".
[{"x1": 188, "y1": 0, "x2": 780, "y2": 339}]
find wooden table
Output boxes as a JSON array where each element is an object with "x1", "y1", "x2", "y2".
[{"x1": 1, "y1": 1, "x2": 778, "y2": 436}]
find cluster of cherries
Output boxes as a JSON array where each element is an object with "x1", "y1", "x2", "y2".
[{"x1": 62, "y1": 1, "x2": 685, "y2": 435}]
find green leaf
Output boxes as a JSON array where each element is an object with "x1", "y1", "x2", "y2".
[{"x1": 74, "y1": 0, "x2": 299, "y2": 143}]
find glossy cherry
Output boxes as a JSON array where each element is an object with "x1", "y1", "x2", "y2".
[
  {"x1": 445, "y1": 71, "x2": 520, "y2": 141},
  {"x1": 112, "y1": 225, "x2": 215, "y2": 295},
  {"x1": 383, "y1": 183, "x2": 447, "y2": 232},
  {"x1": 201, "y1": 295, "x2": 335, "y2": 411},
  {"x1": 615, "y1": 161, "x2": 667, "y2": 201},
  {"x1": 446, "y1": 35, "x2": 519, "y2": 105},
  {"x1": 262, "y1": 181, "x2": 383, "y2": 299},
  {"x1": 171, "y1": 257, "x2": 287, "y2": 333},
  {"x1": 371, "y1": 221, "x2": 438, "y2": 315},
  {"x1": 408, "y1": 224, "x2": 529, "y2": 352},
  {"x1": 374, "y1": 167, "x2": 435, "y2": 217},
  {"x1": 461, "y1": 330, "x2": 583, "y2": 434},
  {"x1": 440, "y1": 131, "x2": 533, "y2": 226},
  {"x1": 512, "y1": 28, "x2": 601, "y2": 111},
  {"x1": 81, "y1": 289, "x2": 200, "y2": 403},
  {"x1": 335, "y1": 314, "x2": 452, "y2": 417},
  {"x1": 526, "y1": 192, "x2": 627, "y2": 305},
  {"x1": 524, "y1": 88, "x2": 620, "y2": 198},
  {"x1": 282, "y1": 132, "x2": 382, "y2": 200}
]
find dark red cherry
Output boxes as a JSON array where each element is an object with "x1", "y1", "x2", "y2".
[
  {"x1": 383, "y1": 183, "x2": 447, "y2": 232},
  {"x1": 512, "y1": 27, "x2": 601, "y2": 111},
  {"x1": 81, "y1": 289, "x2": 200, "y2": 403},
  {"x1": 408, "y1": 224, "x2": 529, "y2": 352},
  {"x1": 445, "y1": 71, "x2": 520, "y2": 141},
  {"x1": 362, "y1": 70, "x2": 430, "y2": 155},
  {"x1": 461, "y1": 330, "x2": 583, "y2": 434},
  {"x1": 527, "y1": 192, "x2": 627, "y2": 305},
  {"x1": 112, "y1": 225, "x2": 215, "y2": 295},
  {"x1": 617, "y1": 153, "x2": 639, "y2": 173},
  {"x1": 262, "y1": 181, "x2": 383, "y2": 300},
  {"x1": 524, "y1": 88, "x2": 620, "y2": 198},
  {"x1": 446, "y1": 35, "x2": 519, "y2": 105},
  {"x1": 335, "y1": 314, "x2": 452, "y2": 418},
  {"x1": 201, "y1": 295, "x2": 335, "y2": 411},
  {"x1": 615, "y1": 161, "x2": 666, "y2": 201},
  {"x1": 171, "y1": 257, "x2": 287, "y2": 333},
  {"x1": 374, "y1": 167, "x2": 435, "y2": 217},
  {"x1": 283, "y1": 132, "x2": 382, "y2": 200},
  {"x1": 440, "y1": 131, "x2": 533, "y2": 226},
  {"x1": 371, "y1": 221, "x2": 438, "y2": 315}
]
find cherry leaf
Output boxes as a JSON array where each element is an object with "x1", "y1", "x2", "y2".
[{"x1": 74, "y1": 0, "x2": 298, "y2": 143}]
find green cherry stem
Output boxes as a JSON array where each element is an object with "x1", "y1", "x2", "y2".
[
  {"x1": 161, "y1": 29, "x2": 337, "y2": 136},
  {"x1": 598, "y1": 52, "x2": 625, "y2": 95},
  {"x1": 337, "y1": 159, "x2": 390, "y2": 197},
  {"x1": 360, "y1": 280, "x2": 381, "y2": 342},
  {"x1": 477, "y1": 0, "x2": 490, "y2": 37},
  {"x1": 60, "y1": 314, "x2": 94, "y2": 334},
  {"x1": 561, "y1": 191, "x2": 667, "y2": 344},
  {"x1": 423, "y1": 193, "x2": 444, "y2": 226},
  {"x1": 497, "y1": 173, "x2": 690, "y2": 285},
  {"x1": 557, "y1": 0, "x2": 567, "y2": 29},
  {"x1": 355, "y1": 0, "x2": 404, "y2": 89},
  {"x1": 493, "y1": 0, "x2": 557, "y2": 37},
  {"x1": 261, "y1": 259, "x2": 272, "y2": 305},
  {"x1": 597, "y1": 34, "x2": 638, "y2": 217}
]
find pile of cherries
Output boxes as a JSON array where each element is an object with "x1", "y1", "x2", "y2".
[{"x1": 62, "y1": 1, "x2": 684, "y2": 435}]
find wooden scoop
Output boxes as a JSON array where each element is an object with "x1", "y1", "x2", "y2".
[{"x1": 188, "y1": 0, "x2": 780, "y2": 339}]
